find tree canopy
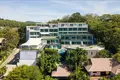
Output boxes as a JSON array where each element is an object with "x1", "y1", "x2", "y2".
[
  {"x1": 4, "y1": 65, "x2": 43, "y2": 80},
  {"x1": 37, "y1": 48, "x2": 60, "y2": 74}
]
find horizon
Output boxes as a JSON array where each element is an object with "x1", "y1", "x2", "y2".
[{"x1": 0, "y1": 0, "x2": 120, "y2": 22}]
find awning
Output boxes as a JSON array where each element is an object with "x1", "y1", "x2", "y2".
[{"x1": 21, "y1": 38, "x2": 41, "y2": 46}]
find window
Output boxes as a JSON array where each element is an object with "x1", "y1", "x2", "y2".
[
  {"x1": 72, "y1": 36, "x2": 76, "y2": 39},
  {"x1": 54, "y1": 33, "x2": 58, "y2": 36},
  {"x1": 59, "y1": 28, "x2": 62, "y2": 31},
  {"x1": 82, "y1": 36, "x2": 87, "y2": 39},
  {"x1": 72, "y1": 41, "x2": 76, "y2": 44},
  {"x1": 54, "y1": 29, "x2": 58, "y2": 32},
  {"x1": 78, "y1": 28, "x2": 81, "y2": 31},
  {"x1": 83, "y1": 41, "x2": 87, "y2": 44},
  {"x1": 73, "y1": 28, "x2": 77, "y2": 31},
  {"x1": 77, "y1": 42, "x2": 81, "y2": 44},
  {"x1": 82, "y1": 28, "x2": 87, "y2": 31},
  {"x1": 77, "y1": 36, "x2": 81, "y2": 39},
  {"x1": 79, "y1": 24, "x2": 82, "y2": 26},
  {"x1": 40, "y1": 29, "x2": 44, "y2": 32},
  {"x1": 70, "y1": 24, "x2": 73, "y2": 26},
  {"x1": 69, "y1": 28, "x2": 72, "y2": 31},
  {"x1": 61, "y1": 41, "x2": 64, "y2": 44},
  {"x1": 65, "y1": 41, "x2": 69, "y2": 44},
  {"x1": 64, "y1": 28, "x2": 67, "y2": 31},
  {"x1": 30, "y1": 32, "x2": 35, "y2": 35},
  {"x1": 88, "y1": 36, "x2": 92, "y2": 40},
  {"x1": 45, "y1": 29, "x2": 48, "y2": 32},
  {"x1": 91, "y1": 52, "x2": 93, "y2": 55},
  {"x1": 30, "y1": 27, "x2": 33, "y2": 29},
  {"x1": 50, "y1": 29, "x2": 53, "y2": 32},
  {"x1": 61, "y1": 24, "x2": 64, "y2": 26}
]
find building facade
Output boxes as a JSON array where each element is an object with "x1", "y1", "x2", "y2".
[{"x1": 26, "y1": 23, "x2": 94, "y2": 45}]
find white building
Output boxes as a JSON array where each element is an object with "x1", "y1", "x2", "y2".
[
  {"x1": 17, "y1": 50, "x2": 37, "y2": 66},
  {"x1": 26, "y1": 23, "x2": 94, "y2": 45}
]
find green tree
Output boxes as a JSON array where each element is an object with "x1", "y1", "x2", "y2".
[
  {"x1": 96, "y1": 50, "x2": 111, "y2": 58},
  {"x1": 3, "y1": 27, "x2": 20, "y2": 49},
  {"x1": 4, "y1": 65, "x2": 43, "y2": 80},
  {"x1": 69, "y1": 67, "x2": 89, "y2": 80},
  {"x1": 0, "y1": 67, "x2": 6, "y2": 77},
  {"x1": 38, "y1": 48, "x2": 60, "y2": 74},
  {"x1": 113, "y1": 52, "x2": 120, "y2": 63},
  {"x1": 44, "y1": 75, "x2": 56, "y2": 80},
  {"x1": 65, "y1": 47, "x2": 88, "y2": 71},
  {"x1": 111, "y1": 74, "x2": 120, "y2": 80}
]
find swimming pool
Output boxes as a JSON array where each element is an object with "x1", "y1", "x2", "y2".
[
  {"x1": 47, "y1": 44, "x2": 61, "y2": 49},
  {"x1": 58, "y1": 49, "x2": 66, "y2": 54}
]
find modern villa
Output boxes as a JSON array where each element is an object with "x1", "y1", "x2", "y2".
[
  {"x1": 20, "y1": 23, "x2": 104, "y2": 60},
  {"x1": 26, "y1": 22, "x2": 94, "y2": 45}
]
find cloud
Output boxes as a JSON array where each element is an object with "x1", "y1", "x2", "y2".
[{"x1": 0, "y1": 0, "x2": 120, "y2": 22}]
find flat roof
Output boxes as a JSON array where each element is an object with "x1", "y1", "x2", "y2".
[
  {"x1": 86, "y1": 58, "x2": 112, "y2": 72},
  {"x1": 20, "y1": 50, "x2": 37, "y2": 60},
  {"x1": 63, "y1": 45, "x2": 104, "y2": 51}
]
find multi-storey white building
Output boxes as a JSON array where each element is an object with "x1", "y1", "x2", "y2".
[{"x1": 26, "y1": 23, "x2": 94, "y2": 45}]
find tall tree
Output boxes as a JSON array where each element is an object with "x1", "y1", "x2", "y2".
[
  {"x1": 37, "y1": 48, "x2": 60, "y2": 74},
  {"x1": 65, "y1": 48, "x2": 88, "y2": 71}
]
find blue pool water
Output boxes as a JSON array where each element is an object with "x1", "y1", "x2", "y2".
[
  {"x1": 48, "y1": 44, "x2": 61, "y2": 49},
  {"x1": 47, "y1": 44, "x2": 66, "y2": 54},
  {"x1": 58, "y1": 49, "x2": 66, "y2": 54}
]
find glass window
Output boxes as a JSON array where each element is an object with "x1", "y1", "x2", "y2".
[
  {"x1": 78, "y1": 28, "x2": 81, "y2": 31},
  {"x1": 69, "y1": 28, "x2": 72, "y2": 31},
  {"x1": 82, "y1": 36, "x2": 87, "y2": 39},
  {"x1": 54, "y1": 29, "x2": 58, "y2": 32},
  {"x1": 83, "y1": 41, "x2": 87, "y2": 44},
  {"x1": 61, "y1": 24, "x2": 64, "y2": 26},
  {"x1": 64, "y1": 28, "x2": 67, "y2": 31},
  {"x1": 50, "y1": 29, "x2": 53, "y2": 32},
  {"x1": 72, "y1": 41, "x2": 76, "y2": 44},
  {"x1": 54, "y1": 33, "x2": 58, "y2": 36},
  {"x1": 30, "y1": 32, "x2": 35, "y2": 35},
  {"x1": 79, "y1": 24, "x2": 82, "y2": 26},
  {"x1": 88, "y1": 36, "x2": 92, "y2": 40},
  {"x1": 70, "y1": 24, "x2": 73, "y2": 26},
  {"x1": 73, "y1": 28, "x2": 77, "y2": 31},
  {"x1": 45, "y1": 29, "x2": 48, "y2": 32},
  {"x1": 40, "y1": 29, "x2": 44, "y2": 32},
  {"x1": 30, "y1": 27, "x2": 33, "y2": 29},
  {"x1": 72, "y1": 36, "x2": 76, "y2": 39},
  {"x1": 77, "y1": 42, "x2": 81, "y2": 44},
  {"x1": 77, "y1": 36, "x2": 81, "y2": 39},
  {"x1": 82, "y1": 28, "x2": 87, "y2": 31},
  {"x1": 59, "y1": 28, "x2": 62, "y2": 31}
]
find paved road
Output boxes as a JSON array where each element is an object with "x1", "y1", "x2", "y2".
[{"x1": 0, "y1": 48, "x2": 20, "y2": 68}]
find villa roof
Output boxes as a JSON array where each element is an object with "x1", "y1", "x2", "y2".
[
  {"x1": 85, "y1": 58, "x2": 112, "y2": 72},
  {"x1": 51, "y1": 65, "x2": 70, "y2": 77},
  {"x1": 63, "y1": 45, "x2": 104, "y2": 51}
]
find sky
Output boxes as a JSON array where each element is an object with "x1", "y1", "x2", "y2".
[{"x1": 0, "y1": 0, "x2": 120, "y2": 22}]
